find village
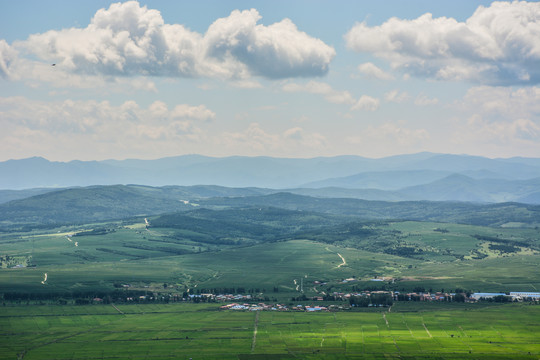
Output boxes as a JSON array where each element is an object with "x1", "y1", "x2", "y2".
[
  {"x1": 87, "y1": 280, "x2": 540, "y2": 311},
  {"x1": 213, "y1": 290, "x2": 540, "y2": 312}
]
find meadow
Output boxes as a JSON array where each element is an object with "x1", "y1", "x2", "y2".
[
  {"x1": 1, "y1": 213, "x2": 539, "y2": 298},
  {"x1": 1, "y1": 302, "x2": 538, "y2": 359}
]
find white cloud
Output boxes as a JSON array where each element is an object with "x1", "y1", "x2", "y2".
[
  {"x1": 283, "y1": 80, "x2": 379, "y2": 111},
  {"x1": 16, "y1": 2, "x2": 334, "y2": 81},
  {"x1": 357, "y1": 62, "x2": 394, "y2": 80},
  {"x1": 456, "y1": 86, "x2": 540, "y2": 143},
  {"x1": 466, "y1": 115, "x2": 540, "y2": 143},
  {"x1": 351, "y1": 95, "x2": 380, "y2": 111},
  {"x1": 0, "y1": 40, "x2": 17, "y2": 79},
  {"x1": 460, "y1": 86, "x2": 540, "y2": 120},
  {"x1": 170, "y1": 104, "x2": 216, "y2": 121},
  {"x1": 414, "y1": 93, "x2": 438, "y2": 106},
  {"x1": 283, "y1": 126, "x2": 304, "y2": 140},
  {"x1": 384, "y1": 89, "x2": 409, "y2": 103},
  {"x1": 7, "y1": 53, "x2": 158, "y2": 91},
  {"x1": 345, "y1": 1, "x2": 540, "y2": 85},
  {"x1": 0, "y1": 96, "x2": 215, "y2": 159},
  {"x1": 283, "y1": 81, "x2": 354, "y2": 104},
  {"x1": 0, "y1": 96, "x2": 214, "y2": 135}
]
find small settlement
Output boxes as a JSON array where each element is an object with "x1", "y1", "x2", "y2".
[
  {"x1": 88, "y1": 283, "x2": 540, "y2": 310},
  {"x1": 214, "y1": 290, "x2": 540, "y2": 312}
]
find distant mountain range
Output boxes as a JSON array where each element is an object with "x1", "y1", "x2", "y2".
[{"x1": 1, "y1": 153, "x2": 540, "y2": 204}]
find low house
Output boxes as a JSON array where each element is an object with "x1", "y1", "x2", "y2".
[{"x1": 510, "y1": 292, "x2": 540, "y2": 300}]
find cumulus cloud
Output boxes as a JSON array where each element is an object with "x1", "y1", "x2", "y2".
[
  {"x1": 0, "y1": 96, "x2": 216, "y2": 159},
  {"x1": 384, "y1": 89, "x2": 409, "y2": 103},
  {"x1": 351, "y1": 95, "x2": 380, "y2": 111},
  {"x1": 18, "y1": 2, "x2": 334, "y2": 81},
  {"x1": 357, "y1": 62, "x2": 394, "y2": 80},
  {"x1": 0, "y1": 97, "x2": 214, "y2": 136},
  {"x1": 345, "y1": 1, "x2": 540, "y2": 85},
  {"x1": 0, "y1": 40, "x2": 17, "y2": 79},
  {"x1": 283, "y1": 80, "x2": 379, "y2": 111}
]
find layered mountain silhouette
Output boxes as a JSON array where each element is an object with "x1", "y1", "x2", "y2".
[{"x1": 1, "y1": 153, "x2": 539, "y2": 204}]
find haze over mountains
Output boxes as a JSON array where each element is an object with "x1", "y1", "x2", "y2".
[{"x1": 1, "y1": 152, "x2": 540, "y2": 204}]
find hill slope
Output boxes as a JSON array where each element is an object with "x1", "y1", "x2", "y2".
[{"x1": 399, "y1": 175, "x2": 540, "y2": 203}]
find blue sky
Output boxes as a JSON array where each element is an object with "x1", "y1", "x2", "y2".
[{"x1": 1, "y1": 1, "x2": 539, "y2": 161}]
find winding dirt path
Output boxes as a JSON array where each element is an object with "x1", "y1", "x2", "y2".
[
  {"x1": 325, "y1": 247, "x2": 346, "y2": 268},
  {"x1": 337, "y1": 253, "x2": 346, "y2": 268}
]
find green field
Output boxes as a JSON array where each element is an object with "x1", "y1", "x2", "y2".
[
  {"x1": 1, "y1": 215, "x2": 539, "y2": 298},
  {"x1": 1, "y1": 190, "x2": 540, "y2": 359},
  {"x1": 1, "y1": 302, "x2": 538, "y2": 359}
]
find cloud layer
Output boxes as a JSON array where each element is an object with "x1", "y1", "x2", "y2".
[
  {"x1": 283, "y1": 81, "x2": 379, "y2": 111},
  {"x1": 458, "y1": 85, "x2": 540, "y2": 143},
  {"x1": 17, "y1": 2, "x2": 334, "y2": 80},
  {"x1": 0, "y1": 97, "x2": 214, "y2": 140},
  {"x1": 345, "y1": 1, "x2": 540, "y2": 85}
]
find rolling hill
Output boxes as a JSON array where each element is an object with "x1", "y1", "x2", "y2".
[
  {"x1": 1, "y1": 184, "x2": 539, "y2": 230},
  {"x1": 399, "y1": 174, "x2": 540, "y2": 203}
]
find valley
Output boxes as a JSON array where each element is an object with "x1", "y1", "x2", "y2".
[{"x1": 1, "y1": 156, "x2": 539, "y2": 359}]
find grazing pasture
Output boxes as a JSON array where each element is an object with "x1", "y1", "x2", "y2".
[
  {"x1": 1, "y1": 215, "x2": 539, "y2": 297},
  {"x1": 0, "y1": 303, "x2": 538, "y2": 359}
]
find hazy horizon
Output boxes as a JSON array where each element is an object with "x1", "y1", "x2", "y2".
[
  {"x1": 4, "y1": 151, "x2": 540, "y2": 164},
  {"x1": 1, "y1": 1, "x2": 539, "y2": 162}
]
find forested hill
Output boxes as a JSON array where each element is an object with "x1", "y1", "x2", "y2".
[
  {"x1": 0, "y1": 184, "x2": 538, "y2": 230},
  {"x1": 199, "y1": 192, "x2": 540, "y2": 227}
]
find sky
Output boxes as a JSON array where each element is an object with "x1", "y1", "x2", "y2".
[{"x1": 1, "y1": 0, "x2": 539, "y2": 161}]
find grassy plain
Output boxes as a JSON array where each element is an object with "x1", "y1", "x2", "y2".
[
  {"x1": 0, "y1": 302, "x2": 538, "y2": 359},
  {"x1": 1, "y1": 216, "x2": 539, "y2": 297}
]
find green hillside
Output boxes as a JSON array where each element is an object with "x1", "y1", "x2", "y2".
[
  {"x1": 1, "y1": 186, "x2": 539, "y2": 360},
  {"x1": 2, "y1": 185, "x2": 539, "y2": 231},
  {"x1": 1, "y1": 204, "x2": 539, "y2": 296}
]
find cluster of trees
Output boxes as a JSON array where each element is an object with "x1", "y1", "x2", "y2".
[
  {"x1": 73, "y1": 228, "x2": 115, "y2": 237},
  {"x1": 2, "y1": 290, "x2": 180, "y2": 304},
  {"x1": 473, "y1": 234, "x2": 530, "y2": 248},
  {"x1": 488, "y1": 243, "x2": 520, "y2": 253},
  {"x1": 384, "y1": 246, "x2": 424, "y2": 257},
  {"x1": 189, "y1": 287, "x2": 265, "y2": 294},
  {"x1": 349, "y1": 293, "x2": 393, "y2": 307}
]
